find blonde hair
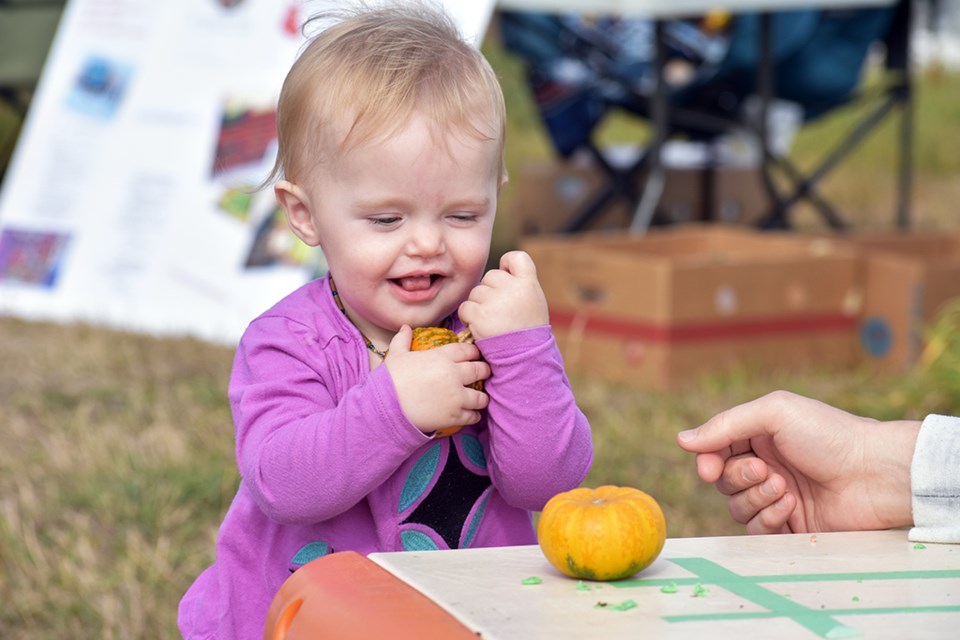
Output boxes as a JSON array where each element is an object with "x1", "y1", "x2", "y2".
[{"x1": 266, "y1": 1, "x2": 506, "y2": 185}]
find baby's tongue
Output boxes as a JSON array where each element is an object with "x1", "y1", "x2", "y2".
[{"x1": 397, "y1": 275, "x2": 432, "y2": 291}]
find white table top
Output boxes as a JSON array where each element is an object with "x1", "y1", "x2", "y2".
[
  {"x1": 496, "y1": 0, "x2": 896, "y2": 19},
  {"x1": 371, "y1": 529, "x2": 960, "y2": 639}
]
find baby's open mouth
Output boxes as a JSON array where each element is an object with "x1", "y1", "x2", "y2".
[{"x1": 393, "y1": 274, "x2": 440, "y2": 291}]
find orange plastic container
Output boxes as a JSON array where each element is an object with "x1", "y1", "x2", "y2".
[{"x1": 264, "y1": 551, "x2": 478, "y2": 640}]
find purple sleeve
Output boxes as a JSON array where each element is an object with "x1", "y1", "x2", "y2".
[
  {"x1": 476, "y1": 325, "x2": 594, "y2": 511},
  {"x1": 229, "y1": 316, "x2": 430, "y2": 525}
]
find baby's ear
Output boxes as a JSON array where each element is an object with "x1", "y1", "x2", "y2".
[{"x1": 275, "y1": 180, "x2": 320, "y2": 247}]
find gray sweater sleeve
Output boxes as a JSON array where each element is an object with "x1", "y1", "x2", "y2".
[{"x1": 909, "y1": 414, "x2": 960, "y2": 543}]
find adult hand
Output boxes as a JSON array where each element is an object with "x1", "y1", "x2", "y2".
[{"x1": 677, "y1": 390, "x2": 919, "y2": 534}]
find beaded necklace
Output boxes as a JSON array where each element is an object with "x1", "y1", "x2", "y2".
[{"x1": 329, "y1": 276, "x2": 388, "y2": 360}]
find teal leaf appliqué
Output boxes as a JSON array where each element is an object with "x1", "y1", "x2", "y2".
[
  {"x1": 459, "y1": 434, "x2": 487, "y2": 469},
  {"x1": 400, "y1": 529, "x2": 440, "y2": 551},
  {"x1": 398, "y1": 442, "x2": 442, "y2": 513},
  {"x1": 291, "y1": 541, "x2": 330, "y2": 565},
  {"x1": 461, "y1": 491, "x2": 491, "y2": 548}
]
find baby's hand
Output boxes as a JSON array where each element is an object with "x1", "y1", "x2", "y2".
[
  {"x1": 458, "y1": 250, "x2": 549, "y2": 340},
  {"x1": 385, "y1": 326, "x2": 490, "y2": 434}
]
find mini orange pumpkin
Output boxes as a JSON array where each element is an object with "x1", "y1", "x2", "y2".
[
  {"x1": 537, "y1": 485, "x2": 666, "y2": 581},
  {"x1": 410, "y1": 326, "x2": 483, "y2": 438},
  {"x1": 411, "y1": 326, "x2": 473, "y2": 351}
]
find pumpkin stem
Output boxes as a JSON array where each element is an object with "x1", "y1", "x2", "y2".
[{"x1": 456, "y1": 328, "x2": 474, "y2": 344}]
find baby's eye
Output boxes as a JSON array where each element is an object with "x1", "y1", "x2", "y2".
[
  {"x1": 447, "y1": 213, "x2": 479, "y2": 224},
  {"x1": 369, "y1": 215, "x2": 401, "y2": 227}
]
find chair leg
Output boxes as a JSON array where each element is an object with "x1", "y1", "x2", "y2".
[
  {"x1": 753, "y1": 12, "x2": 791, "y2": 229},
  {"x1": 563, "y1": 144, "x2": 648, "y2": 233},
  {"x1": 629, "y1": 20, "x2": 670, "y2": 234},
  {"x1": 763, "y1": 151, "x2": 848, "y2": 229},
  {"x1": 629, "y1": 166, "x2": 664, "y2": 233},
  {"x1": 760, "y1": 89, "x2": 906, "y2": 231},
  {"x1": 756, "y1": 158, "x2": 790, "y2": 229}
]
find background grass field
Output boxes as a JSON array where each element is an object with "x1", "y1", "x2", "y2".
[{"x1": 3, "y1": 29, "x2": 960, "y2": 640}]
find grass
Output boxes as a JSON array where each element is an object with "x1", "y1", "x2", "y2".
[
  {"x1": 3, "y1": 32, "x2": 960, "y2": 640},
  {"x1": 0, "y1": 320, "x2": 237, "y2": 638}
]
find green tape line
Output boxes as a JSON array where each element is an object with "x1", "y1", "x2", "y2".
[
  {"x1": 664, "y1": 604, "x2": 960, "y2": 623},
  {"x1": 613, "y1": 565, "x2": 960, "y2": 588},
  {"x1": 610, "y1": 557, "x2": 960, "y2": 639},
  {"x1": 670, "y1": 557, "x2": 851, "y2": 637}
]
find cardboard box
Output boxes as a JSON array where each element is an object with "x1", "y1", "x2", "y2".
[
  {"x1": 506, "y1": 149, "x2": 770, "y2": 237},
  {"x1": 506, "y1": 160, "x2": 634, "y2": 236},
  {"x1": 821, "y1": 231, "x2": 960, "y2": 373},
  {"x1": 522, "y1": 226, "x2": 860, "y2": 389},
  {"x1": 711, "y1": 165, "x2": 771, "y2": 226}
]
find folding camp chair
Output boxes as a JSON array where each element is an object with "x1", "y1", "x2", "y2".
[
  {"x1": 499, "y1": 12, "x2": 728, "y2": 230},
  {"x1": 499, "y1": 0, "x2": 912, "y2": 232}
]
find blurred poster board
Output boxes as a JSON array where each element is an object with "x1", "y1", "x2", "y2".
[{"x1": 0, "y1": 0, "x2": 494, "y2": 345}]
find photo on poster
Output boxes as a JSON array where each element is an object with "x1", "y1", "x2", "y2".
[
  {"x1": 218, "y1": 186, "x2": 255, "y2": 222},
  {"x1": 0, "y1": 227, "x2": 71, "y2": 288},
  {"x1": 65, "y1": 55, "x2": 133, "y2": 120},
  {"x1": 209, "y1": 96, "x2": 326, "y2": 277},
  {"x1": 211, "y1": 100, "x2": 277, "y2": 182},
  {"x1": 243, "y1": 201, "x2": 327, "y2": 279}
]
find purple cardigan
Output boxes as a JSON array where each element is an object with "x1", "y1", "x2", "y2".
[{"x1": 178, "y1": 276, "x2": 594, "y2": 639}]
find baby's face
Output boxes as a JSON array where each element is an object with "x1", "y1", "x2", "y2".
[{"x1": 299, "y1": 112, "x2": 500, "y2": 346}]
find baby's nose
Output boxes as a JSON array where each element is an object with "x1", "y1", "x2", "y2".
[{"x1": 406, "y1": 222, "x2": 445, "y2": 256}]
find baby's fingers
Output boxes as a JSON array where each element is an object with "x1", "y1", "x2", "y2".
[
  {"x1": 465, "y1": 387, "x2": 489, "y2": 412},
  {"x1": 459, "y1": 360, "x2": 490, "y2": 389},
  {"x1": 454, "y1": 388, "x2": 489, "y2": 426}
]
